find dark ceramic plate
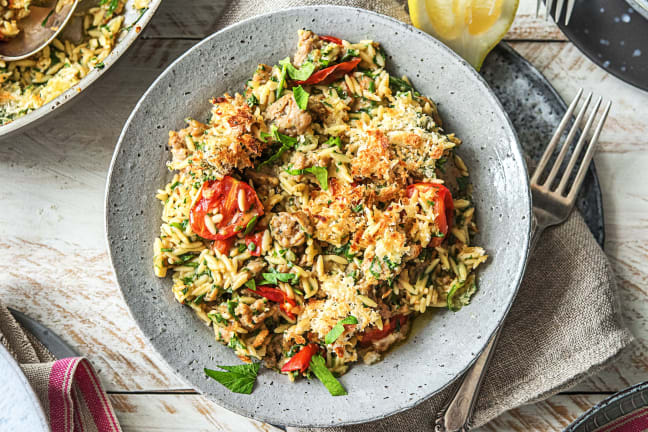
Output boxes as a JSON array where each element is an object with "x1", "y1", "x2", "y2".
[
  {"x1": 554, "y1": 0, "x2": 648, "y2": 92},
  {"x1": 566, "y1": 381, "x2": 648, "y2": 431},
  {"x1": 483, "y1": 43, "x2": 605, "y2": 246}
]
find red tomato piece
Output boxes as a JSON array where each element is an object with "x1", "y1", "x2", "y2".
[
  {"x1": 294, "y1": 57, "x2": 361, "y2": 86},
  {"x1": 406, "y1": 183, "x2": 454, "y2": 246},
  {"x1": 190, "y1": 176, "x2": 264, "y2": 241},
  {"x1": 281, "y1": 344, "x2": 318, "y2": 373},
  {"x1": 212, "y1": 238, "x2": 234, "y2": 255},
  {"x1": 359, "y1": 315, "x2": 408, "y2": 346},
  {"x1": 319, "y1": 35, "x2": 343, "y2": 45},
  {"x1": 244, "y1": 232, "x2": 264, "y2": 257},
  {"x1": 255, "y1": 286, "x2": 298, "y2": 320}
]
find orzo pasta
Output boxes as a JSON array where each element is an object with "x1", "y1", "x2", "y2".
[
  {"x1": 0, "y1": 0, "x2": 150, "y2": 125},
  {"x1": 154, "y1": 30, "x2": 487, "y2": 386}
]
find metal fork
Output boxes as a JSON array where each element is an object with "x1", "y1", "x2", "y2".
[
  {"x1": 537, "y1": 0, "x2": 576, "y2": 25},
  {"x1": 435, "y1": 88, "x2": 612, "y2": 432}
]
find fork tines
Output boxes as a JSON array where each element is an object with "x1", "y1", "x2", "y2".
[
  {"x1": 538, "y1": 0, "x2": 576, "y2": 25},
  {"x1": 530, "y1": 88, "x2": 612, "y2": 202}
]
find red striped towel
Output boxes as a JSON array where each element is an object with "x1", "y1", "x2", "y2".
[{"x1": 0, "y1": 302, "x2": 122, "y2": 432}]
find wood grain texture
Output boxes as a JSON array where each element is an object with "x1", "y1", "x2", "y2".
[
  {"x1": 1, "y1": 0, "x2": 647, "y2": 429},
  {"x1": 139, "y1": 0, "x2": 567, "y2": 41},
  {"x1": 107, "y1": 393, "x2": 606, "y2": 432}
]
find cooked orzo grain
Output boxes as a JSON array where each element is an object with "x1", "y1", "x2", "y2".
[{"x1": 154, "y1": 30, "x2": 487, "y2": 387}]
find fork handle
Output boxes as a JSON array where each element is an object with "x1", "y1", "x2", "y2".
[{"x1": 436, "y1": 215, "x2": 546, "y2": 431}]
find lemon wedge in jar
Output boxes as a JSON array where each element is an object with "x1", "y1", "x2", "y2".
[{"x1": 409, "y1": 0, "x2": 519, "y2": 70}]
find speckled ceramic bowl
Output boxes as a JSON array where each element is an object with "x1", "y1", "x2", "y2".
[
  {"x1": 0, "y1": 343, "x2": 49, "y2": 432},
  {"x1": 0, "y1": 0, "x2": 161, "y2": 139},
  {"x1": 105, "y1": 6, "x2": 531, "y2": 427}
]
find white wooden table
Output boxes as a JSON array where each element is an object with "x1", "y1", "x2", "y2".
[{"x1": 1, "y1": 1, "x2": 647, "y2": 430}]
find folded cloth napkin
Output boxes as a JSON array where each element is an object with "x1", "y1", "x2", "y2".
[
  {"x1": 216, "y1": 1, "x2": 634, "y2": 430},
  {"x1": 0, "y1": 301, "x2": 122, "y2": 432}
]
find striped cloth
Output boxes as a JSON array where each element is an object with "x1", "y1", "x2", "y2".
[{"x1": 0, "y1": 301, "x2": 122, "y2": 432}]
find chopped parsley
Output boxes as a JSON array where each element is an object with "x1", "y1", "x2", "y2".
[
  {"x1": 246, "y1": 94, "x2": 258, "y2": 107},
  {"x1": 242, "y1": 215, "x2": 258, "y2": 235},
  {"x1": 324, "y1": 136, "x2": 342, "y2": 150},
  {"x1": 260, "y1": 268, "x2": 297, "y2": 285}
]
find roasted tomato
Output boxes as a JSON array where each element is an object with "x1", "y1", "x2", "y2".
[
  {"x1": 255, "y1": 286, "x2": 298, "y2": 320},
  {"x1": 211, "y1": 237, "x2": 234, "y2": 255},
  {"x1": 406, "y1": 183, "x2": 454, "y2": 247},
  {"x1": 190, "y1": 176, "x2": 264, "y2": 240},
  {"x1": 319, "y1": 35, "x2": 343, "y2": 45},
  {"x1": 359, "y1": 315, "x2": 408, "y2": 346},
  {"x1": 244, "y1": 232, "x2": 264, "y2": 257},
  {"x1": 281, "y1": 344, "x2": 318, "y2": 373},
  {"x1": 294, "y1": 57, "x2": 361, "y2": 86}
]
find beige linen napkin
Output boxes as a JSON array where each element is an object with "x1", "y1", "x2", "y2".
[
  {"x1": 0, "y1": 301, "x2": 123, "y2": 432},
  {"x1": 216, "y1": 1, "x2": 634, "y2": 430}
]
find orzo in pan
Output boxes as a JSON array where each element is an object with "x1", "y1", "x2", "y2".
[
  {"x1": 0, "y1": 0, "x2": 150, "y2": 125},
  {"x1": 154, "y1": 30, "x2": 487, "y2": 395}
]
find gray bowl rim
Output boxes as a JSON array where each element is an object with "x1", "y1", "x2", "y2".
[
  {"x1": 105, "y1": 5, "x2": 532, "y2": 427},
  {"x1": 0, "y1": 0, "x2": 162, "y2": 138}
]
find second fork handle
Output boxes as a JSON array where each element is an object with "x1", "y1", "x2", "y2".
[{"x1": 436, "y1": 215, "x2": 546, "y2": 431}]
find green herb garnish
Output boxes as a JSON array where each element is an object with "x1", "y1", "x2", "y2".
[
  {"x1": 278, "y1": 57, "x2": 316, "y2": 81},
  {"x1": 244, "y1": 279, "x2": 256, "y2": 291},
  {"x1": 204, "y1": 363, "x2": 260, "y2": 394},
  {"x1": 285, "y1": 165, "x2": 328, "y2": 190},
  {"x1": 324, "y1": 316, "x2": 358, "y2": 344},
  {"x1": 309, "y1": 355, "x2": 347, "y2": 396},
  {"x1": 324, "y1": 136, "x2": 342, "y2": 150},
  {"x1": 261, "y1": 268, "x2": 297, "y2": 285},
  {"x1": 242, "y1": 215, "x2": 258, "y2": 235},
  {"x1": 41, "y1": 9, "x2": 54, "y2": 27},
  {"x1": 246, "y1": 94, "x2": 258, "y2": 107},
  {"x1": 292, "y1": 85, "x2": 309, "y2": 110}
]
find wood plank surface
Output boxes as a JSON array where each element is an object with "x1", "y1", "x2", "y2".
[
  {"x1": 1, "y1": 0, "x2": 647, "y2": 430},
  {"x1": 106, "y1": 393, "x2": 607, "y2": 432},
  {"x1": 140, "y1": 0, "x2": 566, "y2": 41}
]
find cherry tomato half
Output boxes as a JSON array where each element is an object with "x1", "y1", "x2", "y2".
[{"x1": 190, "y1": 176, "x2": 264, "y2": 241}]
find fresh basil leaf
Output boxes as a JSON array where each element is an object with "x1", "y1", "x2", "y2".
[
  {"x1": 279, "y1": 58, "x2": 316, "y2": 81},
  {"x1": 244, "y1": 279, "x2": 256, "y2": 291},
  {"x1": 242, "y1": 215, "x2": 258, "y2": 235},
  {"x1": 324, "y1": 316, "x2": 358, "y2": 344},
  {"x1": 204, "y1": 363, "x2": 260, "y2": 394},
  {"x1": 309, "y1": 355, "x2": 347, "y2": 396},
  {"x1": 351, "y1": 204, "x2": 363, "y2": 213},
  {"x1": 293, "y1": 85, "x2": 309, "y2": 110},
  {"x1": 193, "y1": 293, "x2": 206, "y2": 304},
  {"x1": 304, "y1": 166, "x2": 328, "y2": 191}
]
